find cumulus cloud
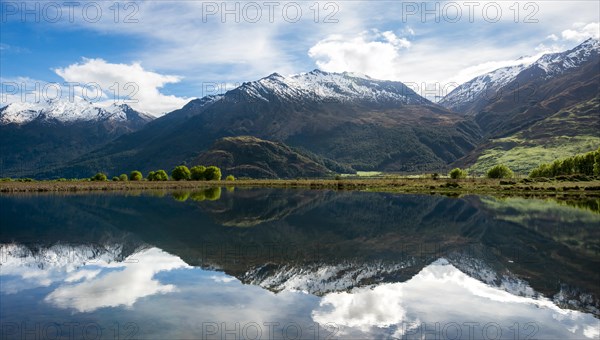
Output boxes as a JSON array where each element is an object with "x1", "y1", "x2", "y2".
[
  {"x1": 308, "y1": 30, "x2": 410, "y2": 80},
  {"x1": 54, "y1": 58, "x2": 189, "y2": 115},
  {"x1": 561, "y1": 22, "x2": 600, "y2": 41}
]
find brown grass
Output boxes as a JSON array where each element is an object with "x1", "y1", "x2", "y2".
[{"x1": 1, "y1": 178, "x2": 599, "y2": 197}]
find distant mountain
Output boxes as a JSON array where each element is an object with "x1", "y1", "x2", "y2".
[
  {"x1": 0, "y1": 99, "x2": 154, "y2": 125},
  {"x1": 441, "y1": 38, "x2": 599, "y2": 120},
  {"x1": 440, "y1": 38, "x2": 600, "y2": 173},
  {"x1": 39, "y1": 70, "x2": 480, "y2": 178},
  {"x1": 0, "y1": 99, "x2": 154, "y2": 177},
  {"x1": 195, "y1": 136, "x2": 335, "y2": 179},
  {"x1": 440, "y1": 64, "x2": 528, "y2": 114}
]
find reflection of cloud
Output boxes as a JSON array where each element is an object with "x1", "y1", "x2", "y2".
[
  {"x1": 210, "y1": 275, "x2": 237, "y2": 283},
  {"x1": 0, "y1": 243, "x2": 129, "y2": 294},
  {"x1": 312, "y1": 283, "x2": 407, "y2": 332},
  {"x1": 45, "y1": 248, "x2": 189, "y2": 312},
  {"x1": 312, "y1": 259, "x2": 599, "y2": 339}
]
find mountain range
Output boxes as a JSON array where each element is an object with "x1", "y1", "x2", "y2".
[
  {"x1": 0, "y1": 99, "x2": 153, "y2": 177},
  {"x1": 1, "y1": 38, "x2": 598, "y2": 178}
]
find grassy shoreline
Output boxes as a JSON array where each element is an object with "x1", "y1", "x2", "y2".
[{"x1": 1, "y1": 178, "x2": 599, "y2": 197}]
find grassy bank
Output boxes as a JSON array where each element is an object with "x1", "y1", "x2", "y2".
[{"x1": 1, "y1": 178, "x2": 599, "y2": 197}]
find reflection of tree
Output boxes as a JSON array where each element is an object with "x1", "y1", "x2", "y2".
[
  {"x1": 2, "y1": 191, "x2": 599, "y2": 316},
  {"x1": 172, "y1": 188, "x2": 222, "y2": 202},
  {"x1": 199, "y1": 188, "x2": 333, "y2": 227},
  {"x1": 190, "y1": 187, "x2": 222, "y2": 201},
  {"x1": 171, "y1": 191, "x2": 190, "y2": 201}
]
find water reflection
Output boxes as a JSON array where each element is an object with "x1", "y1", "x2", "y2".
[
  {"x1": 313, "y1": 259, "x2": 599, "y2": 339},
  {"x1": 1, "y1": 189, "x2": 599, "y2": 339}
]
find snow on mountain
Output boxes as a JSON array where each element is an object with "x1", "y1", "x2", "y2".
[
  {"x1": 0, "y1": 243, "x2": 139, "y2": 293},
  {"x1": 234, "y1": 69, "x2": 429, "y2": 105},
  {"x1": 439, "y1": 64, "x2": 528, "y2": 110},
  {"x1": 440, "y1": 38, "x2": 599, "y2": 112},
  {"x1": 533, "y1": 38, "x2": 599, "y2": 76},
  {"x1": 0, "y1": 98, "x2": 154, "y2": 125},
  {"x1": 239, "y1": 254, "x2": 598, "y2": 316},
  {"x1": 241, "y1": 260, "x2": 416, "y2": 295}
]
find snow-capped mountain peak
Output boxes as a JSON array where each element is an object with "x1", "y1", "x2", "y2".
[
  {"x1": 0, "y1": 99, "x2": 154, "y2": 125},
  {"x1": 439, "y1": 63, "x2": 528, "y2": 109},
  {"x1": 231, "y1": 69, "x2": 429, "y2": 106},
  {"x1": 533, "y1": 37, "x2": 599, "y2": 76},
  {"x1": 440, "y1": 38, "x2": 599, "y2": 112}
]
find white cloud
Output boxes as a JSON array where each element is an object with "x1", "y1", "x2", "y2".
[
  {"x1": 561, "y1": 22, "x2": 600, "y2": 41},
  {"x1": 308, "y1": 30, "x2": 410, "y2": 80},
  {"x1": 54, "y1": 58, "x2": 189, "y2": 115}
]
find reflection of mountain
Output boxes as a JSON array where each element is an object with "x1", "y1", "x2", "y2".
[
  {"x1": 0, "y1": 243, "x2": 188, "y2": 312},
  {"x1": 198, "y1": 188, "x2": 334, "y2": 227},
  {"x1": 311, "y1": 259, "x2": 599, "y2": 339},
  {"x1": 1, "y1": 190, "x2": 599, "y2": 316}
]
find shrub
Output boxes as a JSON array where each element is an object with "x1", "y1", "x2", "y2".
[
  {"x1": 153, "y1": 170, "x2": 169, "y2": 181},
  {"x1": 129, "y1": 171, "x2": 143, "y2": 181},
  {"x1": 147, "y1": 170, "x2": 169, "y2": 181},
  {"x1": 225, "y1": 175, "x2": 235, "y2": 181},
  {"x1": 146, "y1": 171, "x2": 155, "y2": 181},
  {"x1": 119, "y1": 174, "x2": 128, "y2": 181},
  {"x1": 171, "y1": 165, "x2": 191, "y2": 181},
  {"x1": 190, "y1": 166, "x2": 207, "y2": 180},
  {"x1": 112, "y1": 176, "x2": 119, "y2": 181},
  {"x1": 487, "y1": 164, "x2": 514, "y2": 179},
  {"x1": 204, "y1": 166, "x2": 222, "y2": 181},
  {"x1": 431, "y1": 173, "x2": 440, "y2": 180},
  {"x1": 449, "y1": 168, "x2": 467, "y2": 179},
  {"x1": 91, "y1": 172, "x2": 107, "y2": 181}
]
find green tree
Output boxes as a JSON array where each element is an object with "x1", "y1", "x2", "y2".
[
  {"x1": 487, "y1": 164, "x2": 514, "y2": 179},
  {"x1": 112, "y1": 176, "x2": 119, "y2": 181},
  {"x1": 530, "y1": 148, "x2": 600, "y2": 178},
  {"x1": 146, "y1": 171, "x2": 156, "y2": 181},
  {"x1": 449, "y1": 168, "x2": 467, "y2": 179},
  {"x1": 594, "y1": 148, "x2": 600, "y2": 176},
  {"x1": 190, "y1": 165, "x2": 207, "y2": 180},
  {"x1": 204, "y1": 166, "x2": 222, "y2": 181},
  {"x1": 171, "y1": 165, "x2": 191, "y2": 181},
  {"x1": 129, "y1": 171, "x2": 143, "y2": 181},
  {"x1": 153, "y1": 170, "x2": 169, "y2": 181},
  {"x1": 225, "y1": 174, "x2": 235, "y2": 181},
  {"x1": 119, "y1": 174, "x2": 128, "y2": 181},
  {"x1": 91, "y1": 172, "x2": 107, "y2": 181}
]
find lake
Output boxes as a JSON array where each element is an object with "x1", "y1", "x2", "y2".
[{"x1": 1, "y1": 188, "x2": 599, "y2": 339}]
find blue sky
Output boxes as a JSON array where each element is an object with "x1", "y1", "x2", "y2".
[{"x1": 1, "y1": 1, "x2": 599, "y2": 115}]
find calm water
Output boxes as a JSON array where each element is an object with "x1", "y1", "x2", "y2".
[{"x1": 1, "y1": 188, "x2": 599, "y2": 339}]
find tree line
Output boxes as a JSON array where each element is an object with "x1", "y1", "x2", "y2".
[
  {"x1": 91, "y1": 165, "x2": 235, "y2": 182},
  {"x1": 528, "y1": 147, "x2": 600, "y2": 178},
  {"x1": 445, "y1": 147, "x2": 600, "y2": 180}
]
